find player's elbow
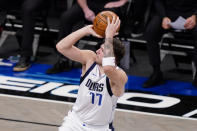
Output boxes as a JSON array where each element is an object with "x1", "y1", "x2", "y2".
[
  {"x1": 56, "y1": 42, "x2": 68, "y2": 54},
  {"x1": 56, "y1": 44, "x2": 62, "y2": 53}
]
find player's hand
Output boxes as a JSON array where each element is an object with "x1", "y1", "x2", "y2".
[
  {"x1": 162, "y1": 17, "x2": 171, "y2": 29},
  {"x1": 85, "y1": 25, "x2": 103, "y2": 38},
  {"x1": 105, "y1": 16, "x2": 120, "y2": 38},
  {"x1": 84, "y1": 8, "x2": 95, "y2": 22},
  {"x1": 184, "y1": 15, "x2": 196, "y2": 30}
]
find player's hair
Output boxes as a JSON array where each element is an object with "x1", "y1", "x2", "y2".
[{"x1": 113, "y1": 38, "x2": 125, "y2": 66}]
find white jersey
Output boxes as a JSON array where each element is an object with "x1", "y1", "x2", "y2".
[{"x1": 72, "y1": 62, "x2": 118, "y2": 126}]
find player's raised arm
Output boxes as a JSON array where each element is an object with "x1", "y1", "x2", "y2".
[
  {"x1": 102, "y1": 16, "x2": 128, "y2": 97},
  {"x1": 56, "y1": 25, "x2": 100, "y2": 65}
]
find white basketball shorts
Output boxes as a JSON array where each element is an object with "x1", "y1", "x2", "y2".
[{"x1": 59, "y1": 111, "x2": 113, "y2": 131}]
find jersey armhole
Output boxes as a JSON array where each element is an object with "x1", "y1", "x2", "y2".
[
  {"x1": 106, "y1": 77, "x2": 113, "y2": 97},
  {"x1": 80, "y1": 62, "x2": 96, "y2": 84}
]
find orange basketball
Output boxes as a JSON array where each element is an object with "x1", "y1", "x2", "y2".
[{"x1": 93, "y1": 11, "x2": 120, "y2": 37}]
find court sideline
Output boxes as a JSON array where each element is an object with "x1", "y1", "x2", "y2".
[{"x1": 0, "y1": 94, "x2": 196, "y2": 131}]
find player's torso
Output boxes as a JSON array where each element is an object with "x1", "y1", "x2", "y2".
[{"x1": 72, "y1": 62, "x2": 117, "y2": 125}]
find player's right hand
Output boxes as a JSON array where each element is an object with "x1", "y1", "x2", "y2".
[{"x1": 85, "y1": 25, "x2": 103, "y2": 38}]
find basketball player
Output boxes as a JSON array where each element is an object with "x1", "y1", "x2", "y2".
[
  {"x1": 46, "y1": 0, "x2": 129, "y2": 74},
  {"x1": 57, "y1": 16, "x2": 128, "y2": 131}
]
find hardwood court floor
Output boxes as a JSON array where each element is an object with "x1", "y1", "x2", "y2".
[{"x1": 0, "y1": 94, "x2": 197, "y2": 131}]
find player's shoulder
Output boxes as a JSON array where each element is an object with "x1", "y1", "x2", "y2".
[
  {"x1": 81, "y1": 50, "x2": 97, "y2": 71},
  {"x1": 82, "y1": 50, "x2": 96, "y2": 57},
  {"x1": 81, "y1": 58, "x2": 96, "y2": 76},
  {"x1": 79, "y1": 49, "x2": 95, "y2": 61}
]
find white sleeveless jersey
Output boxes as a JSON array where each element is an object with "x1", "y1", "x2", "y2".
[{"x1": 72, "y1": 62, "x2": 118, "y2": 126}]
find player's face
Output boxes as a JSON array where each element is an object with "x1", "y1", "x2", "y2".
[{"x1": 96, "y1": 44, "x2": 104, "y2": 64}]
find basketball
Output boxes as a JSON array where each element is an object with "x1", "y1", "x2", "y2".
[{"x1": 93, "y1": 11, "x2": 120, "y2": 37}]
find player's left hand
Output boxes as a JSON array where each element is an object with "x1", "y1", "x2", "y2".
[{"x1": 105, "y1": 16, "x2": 120, "y2": 38}]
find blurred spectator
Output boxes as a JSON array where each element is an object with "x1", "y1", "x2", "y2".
[
  {"x1": 0, "y1": 0, "x2": 47, "y2": 72},
  {"x1": 46, "y1": 0, "x2": 128, "y2": 74},
  {"x1": 143, "y1": 0, "x2": 197, "y2": 88},
  {"x1": 130, "y1": 0, "x2": 149, "y2": 38}
]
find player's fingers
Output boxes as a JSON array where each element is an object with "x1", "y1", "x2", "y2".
[
  {"x1": 115, "y1": 32, "x2": 119, "y2": 36},
  {"x1": 117, "y1": 20, "x2": 120, "y2": 30},
  {"x1": 95, "y1": 34, "x2": 103, "y2": 38},
  {"x1": 107, "y1": 17, "x2": 110, "y2": 25},
  {"x1": 89, "y1": 24, "x2": 93, "y2": 28},
  {"x1": 115, "y1": 17, "x2": 120, "y2": 26},
  {"x1": 112, "y1": 15, "x2": 116, "y2": 24}
]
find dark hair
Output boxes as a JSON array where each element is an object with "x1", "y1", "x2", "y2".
[{"x1": 113, "y1": 38, "x2": 125, "y2": 66}]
